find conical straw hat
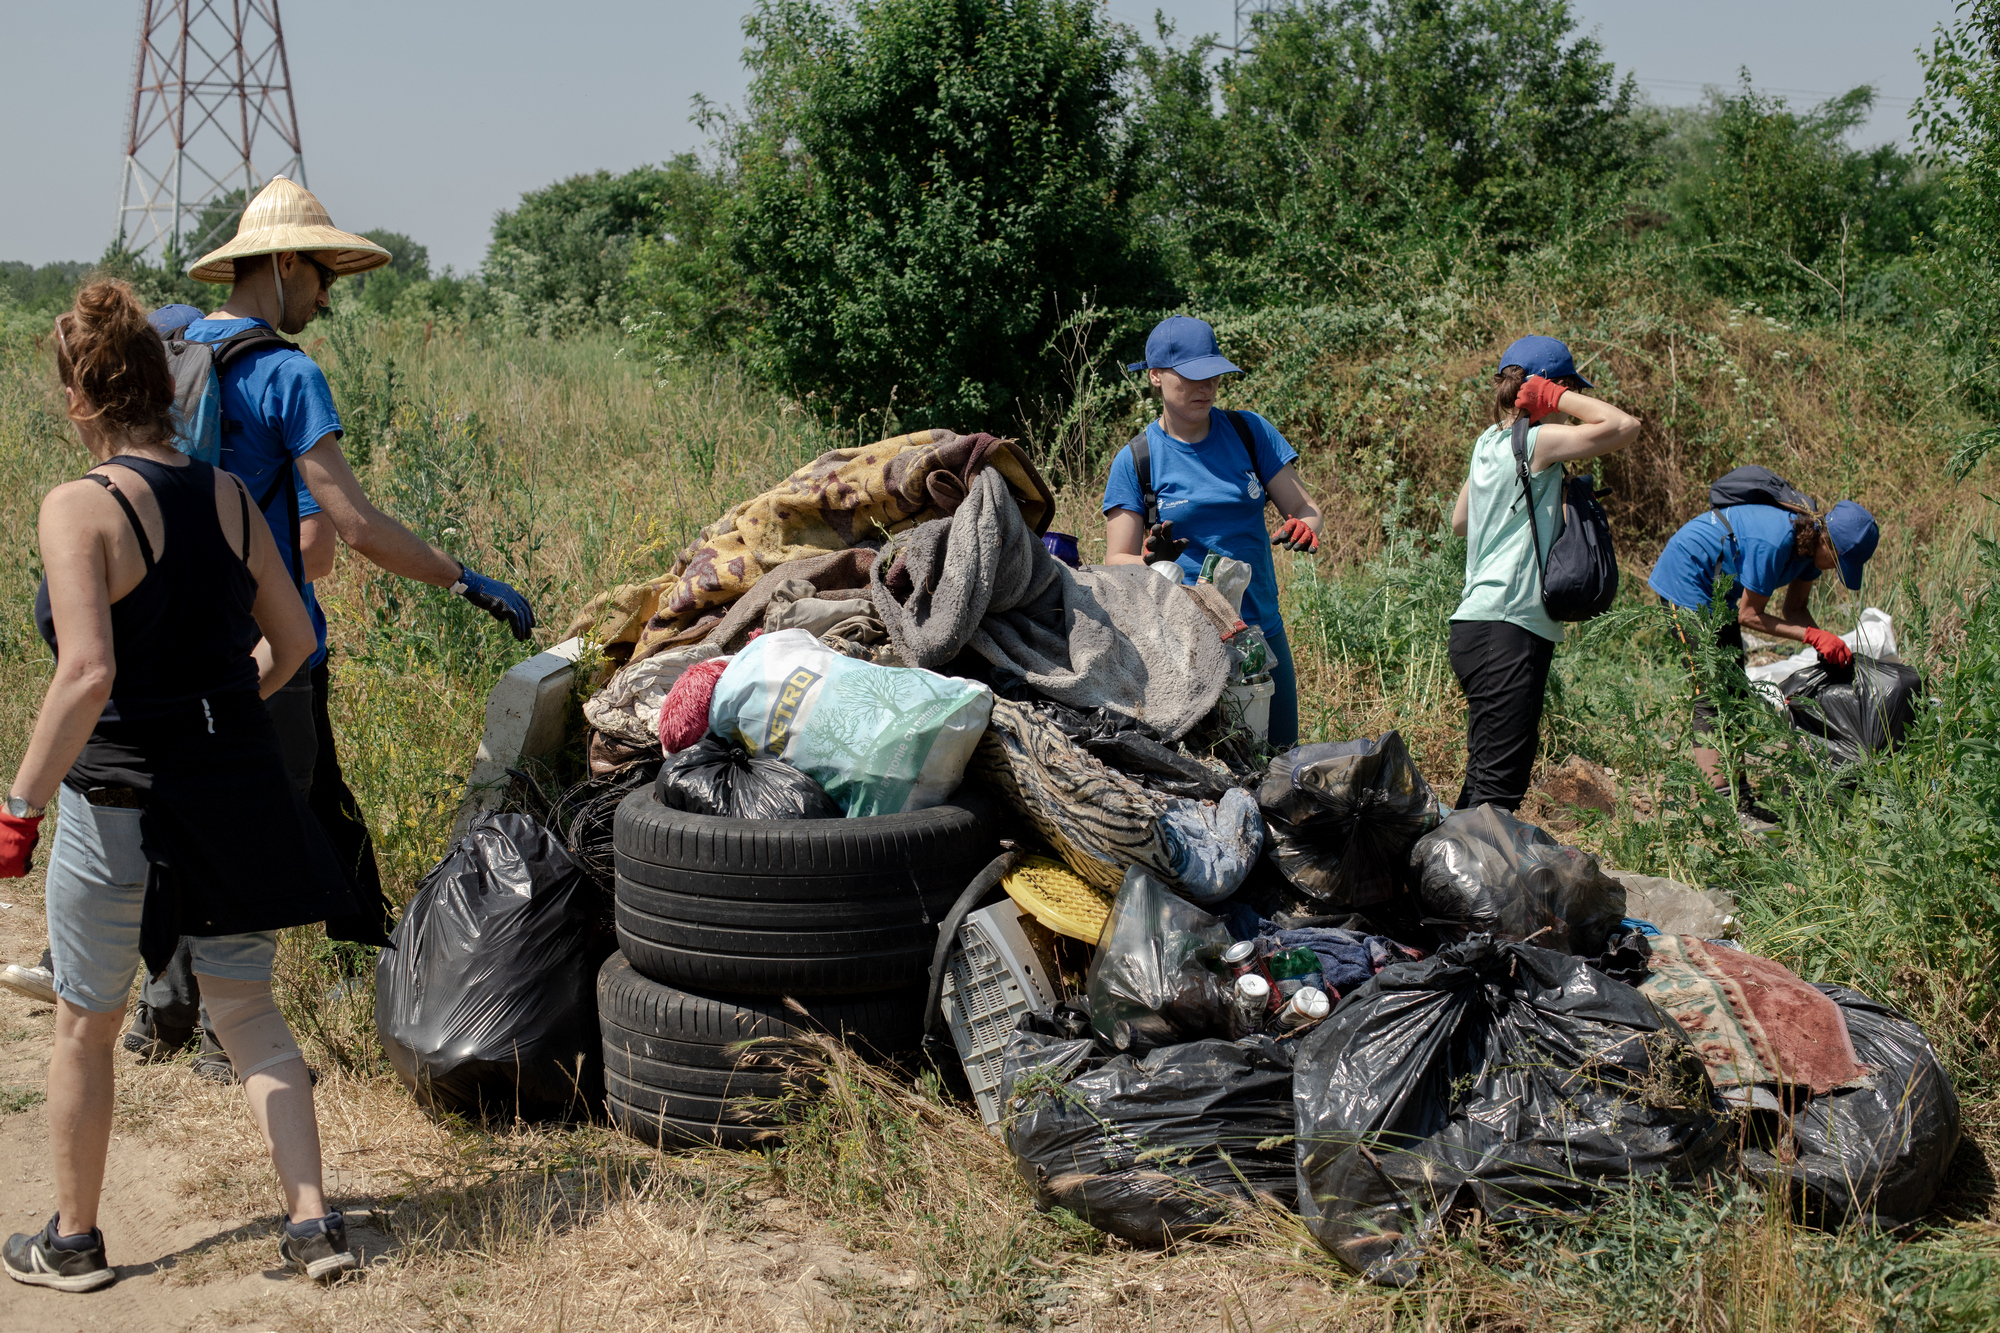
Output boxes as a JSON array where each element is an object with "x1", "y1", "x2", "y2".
[{"x1": 188, "y1": 177, "x2": 392, "y2": 284}]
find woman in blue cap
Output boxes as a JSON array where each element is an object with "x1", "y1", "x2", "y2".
[
  {"x1": 1102, "y1": 316, "x2": 1327, "y2": 747},
  {"x1": 1448, "y1": 336, "x2": 1640, "y2": 811},
  {"x1": 1648, "y1": 484, "x2": 1879, "y2": 827}
]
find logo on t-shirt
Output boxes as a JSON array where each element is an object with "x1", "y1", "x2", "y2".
[{"x1": 1245, "y1": 474, "x2": 1263, "y2": 502}]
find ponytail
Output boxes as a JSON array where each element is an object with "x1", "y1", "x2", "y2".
[{"x1": 54, "y1": 280, "x2": 176, "y2": 446}]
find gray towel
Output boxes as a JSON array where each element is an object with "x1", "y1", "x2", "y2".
[{"x1": 872, "y1": 467, "x2": 1227, "y2": 740}]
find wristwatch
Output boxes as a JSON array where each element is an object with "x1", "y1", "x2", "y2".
[{"x1": 4, "y1": 796, "x2": 44, "y2": 819}]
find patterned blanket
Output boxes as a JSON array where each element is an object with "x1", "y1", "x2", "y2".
[
  {"x1": 1640, "y1": 935, "x2": 1869, "y2": 1097},
  {"x1": 565, "y1": 430, "x2": 1054, "y2": 661}
]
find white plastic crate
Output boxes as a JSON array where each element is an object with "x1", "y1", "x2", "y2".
[{"x1": 940, "y1": 901, "x2": 1060, "y2": 1128}]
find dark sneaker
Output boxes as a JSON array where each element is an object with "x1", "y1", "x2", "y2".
[
  {"x1": 279, "y1": 1211, "x2": 357, "y2": 1282},
  {"x1": 122, "y1": 1002, "x2": 196, "y2": 1063},
  {"x1": 189, "y1": 1029, "x2": 235, "y2": 1084},
  {"x1": 3, "y1": 1216, "x2": 115, "y2": 1292},
  {"x1": 1737, "y1": 791, "x2": 1782, "y2": 834}
]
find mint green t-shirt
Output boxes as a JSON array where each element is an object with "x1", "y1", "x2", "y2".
[{"x1": 1451, "y1": 423, "x2": 1564, "y2": 643}]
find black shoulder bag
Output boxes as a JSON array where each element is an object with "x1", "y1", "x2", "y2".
[{"x1": 1510, "y1": 415, "x2": 1618, "y2": 622}]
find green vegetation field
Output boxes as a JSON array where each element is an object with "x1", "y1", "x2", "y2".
[{"x1": 4, "y1": 0, "x2": 2000, "y2": 1325}]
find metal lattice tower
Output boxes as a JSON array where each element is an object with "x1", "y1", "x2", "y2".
[
  {"x1": 1232, "y1": 0, "x2": 1277, "y2": 53},
  {"x1": 114, "y1": 0, "x2": 306, "y2": 261}
]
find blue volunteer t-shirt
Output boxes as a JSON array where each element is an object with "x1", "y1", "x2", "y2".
[
  {"x1": 1647, "y1": 504, "x2": 1819, "y2": 612},
  {"x1": 183, "y1": 317, "x2": 339, "y2": 665},
  {"x1": 1102, "y1": 409, "x2": 1299, "y2": 637}
]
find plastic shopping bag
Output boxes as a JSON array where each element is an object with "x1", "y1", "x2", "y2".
[{"x1": 709, "y1": 628, "x2": 993, "y2": 816}]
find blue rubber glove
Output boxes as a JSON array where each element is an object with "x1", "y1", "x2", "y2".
[{"x1": 452, "y1": 565, "x2": 536, "y2": 641}]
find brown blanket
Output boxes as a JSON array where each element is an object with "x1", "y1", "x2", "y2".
[{"x1": 1641, "y1": 935, "x2": 1868, "y2": 1096}]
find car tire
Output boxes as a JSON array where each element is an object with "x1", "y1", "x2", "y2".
[
  {"x1": 597, "y1": 952, "x2": 923, "y2": 1149},
  {"x1": 612, "y1": 785, "x2": 1005, "y2": 995}
]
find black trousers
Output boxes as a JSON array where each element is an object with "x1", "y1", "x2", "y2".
[
  {"x1": 138, "y1": 660, "x2": 389, "y2": 1046},
  {"x1": 1448, "y1": 619, "x2": 1556, "y2": 813}
]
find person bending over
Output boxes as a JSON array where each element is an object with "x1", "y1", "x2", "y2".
[
  {"x1": 1648, "y1": 484, "x2": 1879, "y2": 829},
  {"x1": 1, "y1": 282, "x2": 362, "y2": 1291},
  {"x1": 1448, "y1": 336, "x2": 1640, "y2": 811},
  {"x1": 1103, "y1": 316, "x2": 1328, "y2": 748}
]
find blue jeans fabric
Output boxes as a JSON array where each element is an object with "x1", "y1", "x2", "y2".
[
  {"x1": 44, "y1": 787, "x2": 277, "y2": 1014},
  {"x1": 1266, "y1": 627, "x2": 1300, "y2": 750}
]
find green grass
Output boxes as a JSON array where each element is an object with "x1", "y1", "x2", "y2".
[{"x1": 2, "y1": 271, "x2": 1997, "y2": 1328}]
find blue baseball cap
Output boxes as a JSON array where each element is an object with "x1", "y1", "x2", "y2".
[
  {"x1": 148, "y1": 303, "x2": 205, "y2": 337},
  {"x1": 1825, "y1": 500, "x2": 1879, "y2": 591},
  {"x1": 1127, "y1": 316, "x2": 1241, "y2": 380},
  {"x1": 1498, "y1": 335, "x2": 1593, "y2": 388}
]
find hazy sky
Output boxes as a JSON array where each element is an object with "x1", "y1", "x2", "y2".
[{"x1": 1, "y1": 1, "x2": 1960, "y2": 274}]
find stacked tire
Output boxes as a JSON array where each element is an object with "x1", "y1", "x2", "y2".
[{"x1": 602, "y1": 784, "x2": 1004, "y2": 1148}]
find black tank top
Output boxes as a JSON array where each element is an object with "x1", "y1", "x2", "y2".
[{"x1": 35, "y1": 455, "x2": 262, "y2": 722}]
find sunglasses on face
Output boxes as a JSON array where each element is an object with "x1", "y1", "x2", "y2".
[{"x1": 304, "y1": 255, "x2": 338, "y2": 291}]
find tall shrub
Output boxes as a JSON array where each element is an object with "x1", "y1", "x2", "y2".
[
  {"x1": 484, "y1": 167, "x2": 679, "y2": 337},
  {"x1": 729, "y1": 0, "x2": 1171, "y2": 427}
]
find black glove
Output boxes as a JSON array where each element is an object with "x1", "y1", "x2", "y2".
[
  {"x1": 452, "y1": 565, "x2": 537, "y2": 641},
  {"x1": 1142, "y1": 521, "x2": 1189, "y2": 566}
]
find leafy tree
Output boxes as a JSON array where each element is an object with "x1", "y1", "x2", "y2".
[
  {"x1": 727, "y1": 0, "x2": 1171, "y2": 427},
  {"x1": 1665, "y1": 76, "x2": 1937, "y2": 316},
  {"x1": 1129, "y1": 0, "x2": 1647, "y2": 306},
  {"x1": 484, "y1": 167, "x2": 681, "y2": 336},
  {"x1": 1919, "y1": 0, "x2": 2000, "y2": 469},
  {"x1": 352, "y1": 229, "x2": 432, "y2": 314},
  {"x1": 621, "y1": 154, "x2": 751, "y2": 358}
]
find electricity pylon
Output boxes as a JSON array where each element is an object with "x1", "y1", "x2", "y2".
[{"x1": 113, "y1": 0, "x2": 307, "y2": 262}]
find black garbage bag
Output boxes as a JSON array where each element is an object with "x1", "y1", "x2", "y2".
[
  {"x1": 1295, "y1": 940, "x2": 1730, "y2": 1285},
  {"x1": 1742, "y1": 985, "x2": 1962, "y2": 1228},
  {"x1": 1085, "y1": 866, "x2": 1233, "y2": 1050},
  {"x1": 1022, "y1": 700, "x2": 1231, "y2": 800},
  {"x1": 1778, "y1": 655, "x2": 1923, "y2": 766},
  {"x1": 376, "y1": 813, "x2": 611, "y2": 1120},
  {"x1": 1409, "y1": 804, "x2": 1626, "y2": 956},
  {"x1": 1260, "y1": 732, "x2": 1442, "y2": 907},
  {"x1": 654, "y1": 734, "x2": 842, "y2": 820},
  {"x1": 1002, "y1": 1014, "x2": 1297, "y2": 1245}
]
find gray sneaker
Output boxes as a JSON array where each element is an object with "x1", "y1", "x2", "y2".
[
  {"x1": 3, "y1": 1216, "x2": 115, "y2": 1292},
  {"x1": 1, "y1": 950, "x2": 57, "y2": 1006},
  {"x1": 279, "y1": 1210, "x2": 357, "y2": 1282}
]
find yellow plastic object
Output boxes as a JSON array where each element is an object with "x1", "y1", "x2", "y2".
[{"x1": 1003, "y1": 856, "x2": 1116, "y2": 944}]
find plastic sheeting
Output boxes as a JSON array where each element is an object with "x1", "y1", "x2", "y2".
[
  {"x1": 654, "y1": 735, "x2": 842, "y2": 820},
  {"x1": 1002, "y1": 1014, "x2": 1297, "y2": 1245},
  {"x1": 1409, "y1": 804, "x2": 1626, "y2": 957},
  {"x1": 376, "y1": 814, "x2": 610, "y2": 1119},
  {"x1": 1742, "y1": 985, "x2": 1962, "y2": 1228},
  {"x1": 1085, "y1": 866, "x2": 1232, "y2": 1049},
  {"x1": 1778, "y1": 655, "x2": 1924, "y2": 766},
  {"x1": 709, "y1": 627, "x2": 993, "y2": 816},
  {"x1": 1260, "y1": 732, "x2": 1443, "y2": 906},
  {"x1": 1294, "y1": 940, "x2": 1730, "y2": 1285}
]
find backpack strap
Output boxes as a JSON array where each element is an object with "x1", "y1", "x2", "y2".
[
  {"x1": 1221, "y1": 410, "x2": 1270, "y2": 491},
  {"x1": 202, "y1": 326, "x2": 306, "y2": 588},
  {"x1": 253, "y1": 456, "x2": 305, "y2": 589},
  {"x1": 1128, "y1": 433, "x2": 1159, "y2": 528},
  {"x1": 82, "y1": 473, "x2": 155, "y2": 570},
  {"x1": 1510, "y1": 416, "x2": 1548, "y2": 584}
]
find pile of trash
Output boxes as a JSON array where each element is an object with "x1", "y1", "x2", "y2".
[{"x1": 380, "y1": 434, "x2": 1956, "y2": 1272}]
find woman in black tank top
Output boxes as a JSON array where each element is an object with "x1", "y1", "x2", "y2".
[{"x1": 1, "y1": 282, "x2": 360, "y2": 1291}]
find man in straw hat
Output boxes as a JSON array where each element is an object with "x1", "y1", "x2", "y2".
[{"x1": 119, "y1": 176, "x2": 537, "y2": 1079}]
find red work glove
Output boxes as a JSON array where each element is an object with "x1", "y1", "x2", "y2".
[
  {"x1": 1142, "y1": 521, "x2": 1188, "y2": 566},
  {"x1": 1270, "y1": 517, "x2": 1320, "y2": 553},
  {"x1": 1515, "y1": 374, "x2": 1569, "y2": 424},
  {"x1": 0, "y1": 811, "x2": 42, "y2": 879},
  {"x1": 1803, "y1": 627, "x2": 1853, "y2": 667}
]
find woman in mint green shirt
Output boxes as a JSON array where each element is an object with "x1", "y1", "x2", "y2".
[{"x1": 1446, "y1": 336, "x2": 1639, "y2": 811}]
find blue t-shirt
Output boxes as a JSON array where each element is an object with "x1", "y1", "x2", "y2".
[
  {"x1": 1102, "y1": 409, "x2": 1299, "y2": 636},
  {"x1": 182, "y1": 318, "x2": 340, "y2": 665},
  {"x1": 1647, "y1": 504, "x2": 1819, "y2": 612}
]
